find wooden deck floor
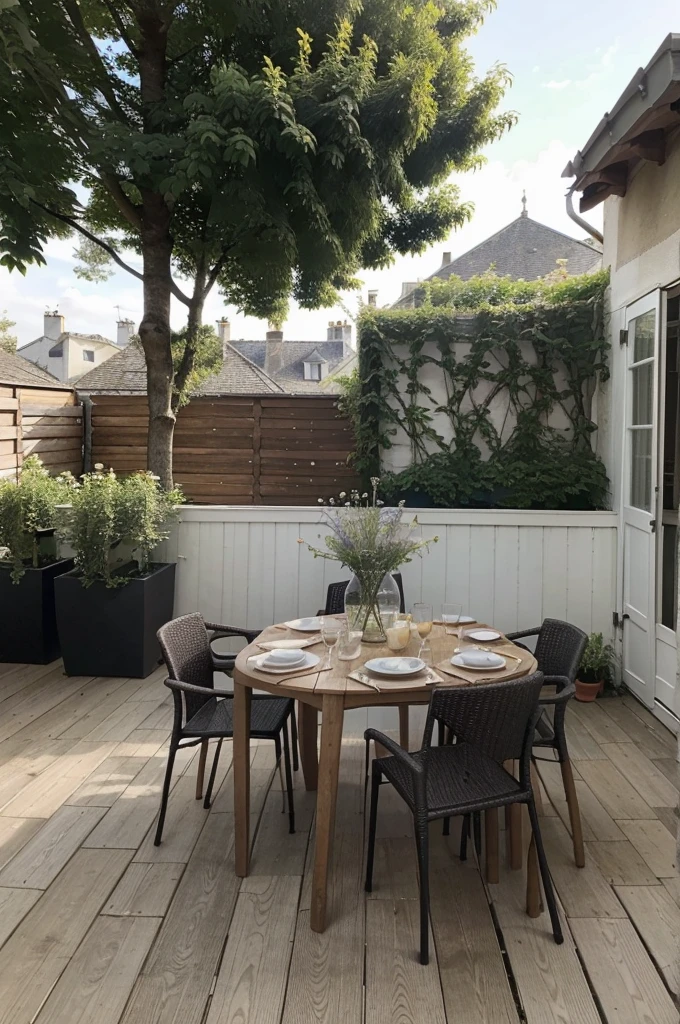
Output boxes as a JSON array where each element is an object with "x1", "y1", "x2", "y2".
[{"x1": 0, "y1": 660, "x2": 677, "y2": 1023}]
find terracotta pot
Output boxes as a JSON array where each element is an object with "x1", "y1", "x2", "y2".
[{"x1": 575, "y1": 678, "x2": 603, "y2": 702}]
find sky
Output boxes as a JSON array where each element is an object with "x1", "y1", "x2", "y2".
[{"x1": 1, "y1": 2, "x2": 678, "y2": 349}]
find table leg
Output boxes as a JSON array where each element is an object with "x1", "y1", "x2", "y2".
[
  {"x1": 485, "y1": 808, "x2": 499, "y2": 884},
  {"x1": 310, "y1": 694, "x2": 344, "y2": 933},
  {"x1": 298, "y1": 701, "x2": 319, "y2": 791},
  {"x1": 233, "y1": 680, "x2": 251, "y2": 877},
  {"x1": 398, "y1": 705, "x2": 410, "y2": 749}
]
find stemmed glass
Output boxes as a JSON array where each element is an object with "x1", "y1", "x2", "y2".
[
  {"x1": 321, "y1": 620, "x2": 342, "y2": 669},
  {"x1": 412, "y1": 603, "x2": 433, "y2": 662}
]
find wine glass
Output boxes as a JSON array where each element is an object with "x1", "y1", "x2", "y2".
[
  {"x1": 321, "y1": 620, "x2": 342, "y2": 669},
  {"x1": 412, "y1": 603, "x2": 433, "y2": 661}
]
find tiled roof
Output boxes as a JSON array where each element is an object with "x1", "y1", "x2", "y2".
[
  {"x1": 76, "y1": 341, "x2": 282, "y2": 395},
  {"x1": 19, "y1": 332, "x2": 116, "y2": 352},
  {"x1": 0, "y1": 348, "x2": 72, "y2": 389},
  {"x1": 231, "y1": 339, "x2": 346, "y2": 394},
  {"x1": 394, "y1": 215, "x2": 603, "y2": 306}
]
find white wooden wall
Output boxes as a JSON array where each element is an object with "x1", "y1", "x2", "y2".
[{"x1": 159, "y1": 506, "x2": 618, "y2": 640}]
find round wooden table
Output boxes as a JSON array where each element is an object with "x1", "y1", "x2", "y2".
[{"x1": 232, "y1": 622, "x2": 537, "y2": 932}]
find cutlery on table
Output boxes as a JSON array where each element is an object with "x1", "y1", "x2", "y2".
[{"x1": 454, "y1": 645, "x2": 523, "y2": 663}]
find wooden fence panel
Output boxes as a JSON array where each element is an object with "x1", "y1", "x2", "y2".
[
  {"x1": 0, "y1": 387, "x2": 82, "y2": 481},
  {"x1": 88, "y1": 394, "x2": 358, "y2": 504}
]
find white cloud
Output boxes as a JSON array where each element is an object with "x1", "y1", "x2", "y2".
[{"x1": 543, "y1": 79, "x2": 572, "y2": 90}]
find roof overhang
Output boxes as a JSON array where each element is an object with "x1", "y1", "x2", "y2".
[{"x1": 563, "y1": 34, "x2": 680, "y2": 212}]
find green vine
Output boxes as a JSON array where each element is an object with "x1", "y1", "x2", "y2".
[{"x1": 348, "y1": 268, "x2": 610, "y2": 510}]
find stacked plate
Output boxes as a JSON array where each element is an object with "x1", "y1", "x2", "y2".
[
  {"x1": 253, "y1": 648, "x2": 320, "y2": 674},
  {"x1": 451, "y1": 649, "x2": 506, "y2": 671},
  {"x1": 364, "y1": 656, "x2": 426, "y2": 678}
]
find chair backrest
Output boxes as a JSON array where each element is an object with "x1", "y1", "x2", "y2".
[
  {"x1": 157, "y1": 613, "x2": 214, "y2": 720},
  {"x1": 323, "y1": 572, "x2": 406, "y2": 615},
  {"x1": 534, "y1": 619, "x2": 587, "y2": 682},
  {"x1": 423, "y1": 672, "x2": 545, "y2": 771}
]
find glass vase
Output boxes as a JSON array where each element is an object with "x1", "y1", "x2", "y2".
[{"x1": 344, "y1": 571, "x2": 401, "y2": 643}]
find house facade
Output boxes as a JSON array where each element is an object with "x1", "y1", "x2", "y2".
[
  {"x1": 228, "y1": 320, "x2": 353, "y2": 393},
  {"x1": 566, "y1": 32, "x2": 680, "y2": 731},
  {"x1": 18, "y1": 311, "x2": 132, "y2": 383}
]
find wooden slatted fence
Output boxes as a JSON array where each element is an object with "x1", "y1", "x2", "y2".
[
  {"x1": 0, "y1": 386, "x2": 82, "y2": 481},
  {"x1": 88, "y1": 394, "x2": 359, "y2": 504}
]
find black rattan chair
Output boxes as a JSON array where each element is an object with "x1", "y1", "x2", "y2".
[
  {"x1": 154, "y1": 612, "x2": 298, "y2": 845},
  {"x1": 318, "y1": 573, "x2": 406, "y2": 616},
  {"x1": 365, "y1": 673, "x2": 563, "y2": 964},
  {"x1": 506, "y1": 618, "x2": 587, "y2": 867}
]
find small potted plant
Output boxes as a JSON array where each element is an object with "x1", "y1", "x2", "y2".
[
  {"x1": 575, "y1": 632, "x2": 614, "y2": 702},
  {"x1": 0, "y1": 456, "x2": 76, "y2": 663},
  {"x1": 54, "y1": 466, "x2": 183, "y2": 678}
]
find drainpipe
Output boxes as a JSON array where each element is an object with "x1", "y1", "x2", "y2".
[
  {"x1": 565, "y1": 188, "x2": 603, "y2": 246},
  {"x1": 80, "y1": 393, "x2": 93, "y2": 473}
]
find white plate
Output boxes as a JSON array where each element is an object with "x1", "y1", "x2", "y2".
[
  {"x1": 451, "y1": 652, "x2": 506, "y2": 671},
  {"x1": 364, "y1": 656, "x2": 426, "y2": 678},
  {"x1": 284, "y1": 616, "x2": 329, "y2": 632},
  {"x1": 464, "y1": 628, "x2": 502, "y2": 642},
  {"x1": 251, "y1": 651, "x2": 320, "y2": 674},
  {"x1": 263, "y1": 650, "x2": 307, "y2": 668},
  {"x1": 442, "y1": 614, "x2": 476, "y2": 625}
]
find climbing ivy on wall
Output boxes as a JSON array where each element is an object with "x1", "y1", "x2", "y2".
[{"x1": 346, "y1": 269, "x2": 610, "y2": 510}]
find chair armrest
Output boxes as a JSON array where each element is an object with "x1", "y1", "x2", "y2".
[
  {"x1": 539, "y1": 677, "x2": 575, "y2": 704},
  {"x1": 364, "y1": 728, "x2": 424, "y2": 774},
  {"x1": 505, "y1": 627, "x2": 541, "y2": 641},
  {"x1": 205, "y1": 622, "x2": 261, "y2": 644},
  {"x1": 165, "y1": 678, "x2": 233, "y2": 700}
]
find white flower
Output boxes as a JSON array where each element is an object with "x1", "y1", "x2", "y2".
[
  {"x1": 317, "y1": 498, "x2": 324, "y2": 504},
  {"x1": 94, "y1": 463, "x2": 104, "y2": 471},
  {"x1": 362, "y1": 492, "x2": 368, "y2": 498},
  {"x1": 339, "y1": 491, "x2": 346, "y2": 498}
]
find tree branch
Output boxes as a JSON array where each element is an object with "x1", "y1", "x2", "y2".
[
  {"x1": 97, "y1": 173, "x2": 144, "y2": 232},
  {"x1": 203, "y1": 252, "x2": 230, "y2": 298},
  {"x1": 61, "y1": 0, "x2": 129, "y2": 124},
  {"x1": 101, "y1": 0, "x2": 139, "y2": 57},
  {"x1": 29, "y1": 200, "x2": 144, "y2": 282}
]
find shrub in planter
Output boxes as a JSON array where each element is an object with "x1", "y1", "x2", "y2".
[
  {"x1": 0, "y1": 456, "x2": 76, "y2": 662},
  {"x1": 55, "y1": 466, "x2": 183, "y2": 678},
  {"x1": 575, "y1": 632, "x2": 614, "y2": 702}
]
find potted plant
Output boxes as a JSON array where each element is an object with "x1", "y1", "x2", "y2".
[
  {"x1": 575, "y1": 632, "x2": 614, "y2": 702},
  {"x1": 0, "y1": 456, "x2": 76, "y2": 663},
  {"x1": 54, "y1": 466, "x2": 183, "y2": 678}
]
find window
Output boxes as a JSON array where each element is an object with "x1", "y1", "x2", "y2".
[
  {"x1": 304, "y1": 362, "x2": 322, "y2": 381},
  {"x1": 83, "y1": 349, "x2": 95, "y2": 362},
  {"x1": 48, "y1": 343, "x2": 63, "y2": 358}
]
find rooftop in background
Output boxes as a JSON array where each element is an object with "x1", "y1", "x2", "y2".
[
  {"x1": 0, "y1": 347, "x2": 72, "y2": 390},
  {"x1": 76, "y1": 340, "x2": 283, "y2": 395},
  {"x1": 563, "y1": 33, "x2": 680, "y2": 211},
  {"x1": 393, "y1": 197, "x2": 602, "y2": 307},
  {"x1": 17, "y1": 311, "x2": 134, "y2": 383},
  {"x1": 231, "y1": 320, "x2": 353, "y2": 394}
]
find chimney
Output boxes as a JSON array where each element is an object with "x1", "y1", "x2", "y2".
[
  {"x1": 216, "y1": 318, "x2": 231, "y2": 357},
  {"x1": 44, "y1": 309, "x2": 64, "y2": 340},
  {"x1": 116, "y1": 318, "x2": 135, "y2": 347},
  {"x1": 367, "y1": 289, "x2": 378, "y2": 307},
  {"x1": 442, "y1": 252, "x2": 452, "y2": 266},
  {"x1": 264, "y1": 324, "x2": 285, "y2": 376}
]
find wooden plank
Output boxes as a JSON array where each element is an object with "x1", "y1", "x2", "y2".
[
  {"x1": 206, "y1": 876, "x2": 299, "y2": 1024},
  {"x1": 0, "y1": 815, "x2": 45, "y2": 871},
  {"x1": 598, "y1": 700, "x2": 677, "y2": 759},
  {"x1": 563, "y1": 708, "x2": 609, "y2": 759},
  {"x1": 577, "y1": 759, "x2": 658, "y2": 820},
  {"x1": 539, "y1": 817, "x2": 626, "y2": 918},
  {"x1": 21, "y1": 404, "x2": 81, "y2": 417},
  {"x1": 133, "y1": 775, "x2": 210, "y2": 864},
  {"x1": 570, "y1": 701, "x2": 630, "y2": 744},
  {"x1": 365, "y1": 898, "x2": 447, "y2": 1024},
  {"x1": 602, "y1": 743, "x2": 678, "y2": 807},
  {"x1": 83, "y1": 756, "x2": 174, "y2": 850},
  {"x1": 1, "y1": 739, "x2": 118, "y2": 818},
  {"x1": 0, "y1": 885, "x2": 42, "y2": 947},
  {"x1": 615, "y1": 885, "x2": 680, "y2": 995},
  {"x1": 0, "y1": 397, "x2": 18, "y2": 411},
  {"x1": 569, "y1": 918, "x2": 679, "y2": 1024},
  {"x1": 0, "y1": 805, "x2": 106, "y2": 889},
  {"x1": 65, "y1": 756, "x2": 149, "y2": 806},
  {"x1": 21, "y1": 424, "x2": 81, "y2": 438},
  {"x1": 34, "y1": 914, "x2": 161, "y2": 1024},
  {"x1": 0, "y1": 425, "x2": 19, "y2": 440},
  {"x1": 429, "y1": 834, "x2": 519, "y2": 1023},
  {"x1": 120, "y1": 811, "x2": 240, "y2": 1024},
  {"x1": 619, "y1": 819, "x2": 678, "y2": 877},
  {"x1": 536, "y1": 761, "x2": 624, "y2": 840},
  {"x1": 247, "y1": 782, "x2": 315, "y2": 876},
  {"x1": 586, "y1": 840, "x2": 660, "y2": 885},
  {"x1": 0, "y1": 847, "x2": 133, "y2": 1024},
  {"x1": 102, "y1": 862, "x2": 184, "y2": 917}
]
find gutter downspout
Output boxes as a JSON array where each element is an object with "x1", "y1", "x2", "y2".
[{"x1": 565, "y1": 188, "x2": 604, "y2": 246}]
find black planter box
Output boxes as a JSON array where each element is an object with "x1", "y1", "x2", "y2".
[
  {"x1": 55, "y1": 562, "x2": 176, "y2": 678},
  {"x1": 0, "y1": 559, "x2": 74, "y2": 664}
]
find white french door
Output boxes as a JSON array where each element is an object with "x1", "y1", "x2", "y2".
[{"x1": 621, "y1": 291, "x2": 661, "y2": 708}]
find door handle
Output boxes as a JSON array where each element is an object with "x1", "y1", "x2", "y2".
[{"x1": 650, "y1": 519, "x2": 656, "y2": 533}]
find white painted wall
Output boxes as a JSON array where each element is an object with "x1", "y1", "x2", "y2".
[
  {"x1": 17, "y1": 335, "x2": 120, "y2": 382},
  {"x1": 159, "y1": 505, "x2": 618, "y2": 641}
]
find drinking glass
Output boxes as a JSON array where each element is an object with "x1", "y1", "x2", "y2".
[
  {"x1": 412, "y1": 603, "x2": 433, "y2": 660},
  {"x1": 337, "y1": 628, "x2": 363, "y2": 661},
  {"x1": 321, "y1": 620, "x2": 342, "y2": 668},
  {"x1": 441, "y1": 602, "x2": 463, "y2": 627}
]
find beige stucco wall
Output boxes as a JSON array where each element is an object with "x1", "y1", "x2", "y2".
[{"x1": 616, "y1": 130, "x2": 680, "y2": 270}]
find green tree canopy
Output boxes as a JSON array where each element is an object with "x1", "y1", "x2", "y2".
[
  {"x1": 0, "y1": 311, "x2": 17, "y2": 354},
  {"x1": 0, "y1": 0, "x2": 514, "y2": 486}
]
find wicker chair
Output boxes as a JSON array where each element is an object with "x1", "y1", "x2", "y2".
[
  {"x1": 154, "y1": 613, "x2": 298, "y2": 845},
  {"x1": 318, "y1": 572, "x2": 406, "y2": 616},
  {"x1": 506, "y1": 618, "x2": 588, "y2": 867},
  {"x1": 365, "y1": 673, "x2": 563, "y2": 965}
]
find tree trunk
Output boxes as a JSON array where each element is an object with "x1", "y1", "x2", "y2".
[
  {"x1": 172, "y1": 265, "x2": 207, "y2": 412},
  {"x1": 139, "y1": 199, "x2": 175, "y2": 489}
]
